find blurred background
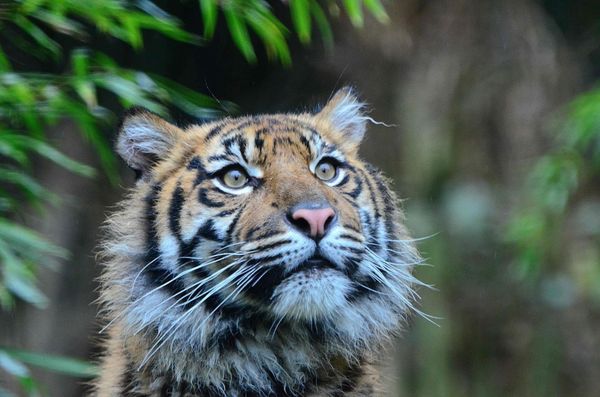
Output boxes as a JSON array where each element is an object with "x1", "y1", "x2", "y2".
[{"x1": 1, "y1": 0, "x2": 599, "y2": 396}]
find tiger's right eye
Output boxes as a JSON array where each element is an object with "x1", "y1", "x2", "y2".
[{"x1": 221, "y1": 168, "x2": 248, "y2": 189}]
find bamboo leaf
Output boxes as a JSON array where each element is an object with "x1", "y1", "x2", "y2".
[
  {"x1": 223, "y1": 7, "x2": 257, "y2": 63},
  {"x1": 13, "y1": 14, "x2": 62, "y2": 59},
  {"x1": 364, "y1": 0, "x2": 389, "y2": 23},
  {"x1": 343, "y1": 0, "x2": 364, "y2": 27},
  {"x1": 0, "y1": 220, "x2": 68, "y2": 260},
  {"x1": 2, "y1": 349, "x2": 99, "y2": 378},
  {"x1": 310, "y1": 0, "x2": 333, "y2": 49},
  {"x1": 200, "y1": 0, "x2": 218, "y2": 39},
  {"x1": 290, "y1": 0, "x2": 312, "y2": 44},
  {"x1": 0, "y1": 351, "x2": 30, "y2": 378}
]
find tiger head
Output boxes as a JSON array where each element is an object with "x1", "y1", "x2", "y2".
[{"x1": 103, "y1": 88, "x2": 420, "y2": 366}]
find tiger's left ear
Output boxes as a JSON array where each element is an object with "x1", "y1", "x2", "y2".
[{"x1": 316, "y1": 87, "x2": 367, "y2": 148}]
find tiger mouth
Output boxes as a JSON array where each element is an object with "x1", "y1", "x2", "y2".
[{"x1": 294, "y1": 255, "x2": 337, "y2": 273}]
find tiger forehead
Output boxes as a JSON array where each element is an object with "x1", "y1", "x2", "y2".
[{"x1": 194, "y1": 115, "x2": 326, "y2": 166}]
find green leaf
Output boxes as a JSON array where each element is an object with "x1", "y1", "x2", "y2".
[
  {"x1": 4, "y1": 272, "x2": 49, "y2": 308},
  {"x1": 1, "y1": 134, "x2": 95, "y2": 178},
  {"x1": 290, "y1": 0, "x2": 312, "y2": 44},
  {"x1": 223, "y1": 7, "x2": 257, "y2": 63},
  {"x1": 0, "y1": 351, "x2": 30, "y2": 378},
  {"x1": 310, "y1": 0, "x2": 334, "y2": 49},
  {"x1": 30, "y1": 9, "x2": 87, "y2": 39},
  {"x1": 2, "y1": 349, "x2": 99, "y2": 378},
  {"x1": 245, "y1": 7, "x2": 291, "y2": 66},
  {"x1": 0, "y1": 240, "x2": 48, "y2": 308},
  {"x1": 71, "y1": 49, "x2": 90, "y2": 77},
  {"x1": 0, "y1": 220, "x2": 67, "y2": 260},
  {"x1": 0, "y1": 138, "x2": 28, "y2": 165},
  {"x1": 200, "y1": 0, "x2": 218, "y2": 39},
  {"x1": 0, "y1": 168, "x2": 54, "y2": 203},
  {"x1": 0, "y1": 44, "x2": 12, "y2": 71},
  {"x1": 13, "y1": 14, "x2": 62, "y2": 60},
  {"x1": 150, "y1": 75, "x2": 237, "y2": 118},
  {"x1": 28, "y1": 140, "x2": 96, "y2": 178},
  {"x1": 343, "y1": 0, "x2": 364, "y2": 27},
  {"x1": 364, "y1": 0, "x2": 389, "y2": 23}
]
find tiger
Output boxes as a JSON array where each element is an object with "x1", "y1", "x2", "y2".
[{"x1": 93, "y1": 87, "x2": 422, "y2": 397}]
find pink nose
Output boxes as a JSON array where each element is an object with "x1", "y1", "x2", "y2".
[{"x1": 291, "y1": 207, "x2": 336, "y2": 238}]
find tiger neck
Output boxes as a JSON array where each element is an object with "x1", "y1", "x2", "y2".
[{"x1": 121, "y1": 317, "x2": 365, "y2": 396}]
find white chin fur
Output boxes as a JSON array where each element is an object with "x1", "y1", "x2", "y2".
[{"x1": 270, "y1": 269, "x2": 352, "y2": 321}]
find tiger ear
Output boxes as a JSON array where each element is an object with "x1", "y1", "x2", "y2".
[
  {"x1": 116, "y1": 108, "x2": 183, "y2": 174},
  {"x1": 316, "y1": 87, "x2": 367, "y2": 148}
]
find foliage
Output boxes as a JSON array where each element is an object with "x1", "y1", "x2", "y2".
[
  {"x1": 200, "y1": 0, "x2": 389, "y2": 64},
  {"x1": 507, "y1": 86, "x2": 600, "y2": 281},
  {"x1": 0, "y1": 348, "x2": 99, "y2": 396}
]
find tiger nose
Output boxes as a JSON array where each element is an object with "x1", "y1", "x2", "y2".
[{"x1": 289, "y1": 207, "x2": 336, "y2": 240}]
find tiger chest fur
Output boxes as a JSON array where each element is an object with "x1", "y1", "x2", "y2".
[{"x1": 94, "y1": 88, "x2": 421, "y2": 396}]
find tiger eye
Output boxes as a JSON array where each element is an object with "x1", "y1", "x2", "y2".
[
  {"x1": 222, "y1": 169, "x2": 248, "y2": 188},
  {"x1": 315, "y1": 161, "x2": 337, "y2": 181}
]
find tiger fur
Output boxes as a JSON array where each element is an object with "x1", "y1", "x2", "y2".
[{"x1": 94, "y1": 88, "x2": 422, "y2": 396}]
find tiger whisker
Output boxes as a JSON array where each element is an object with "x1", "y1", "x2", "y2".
[
  {"x1": 139, "y1": 263, "x2": 254, "y2": 369},
  {"x1": 130, "y1": 259, "x2": 247, "y2": 336}
]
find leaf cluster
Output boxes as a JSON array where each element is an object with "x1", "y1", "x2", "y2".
[
  {"x1": 507, "y1": 86, "x2": 600, "y2": 280},
  {"x1": 200, "y1": 0, "x2": 389, "y2": 65}
]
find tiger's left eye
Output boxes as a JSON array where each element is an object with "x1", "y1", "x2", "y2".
[
  {"x1": 315, "y1": 160, "x2": 337, "y2": 181},
  {"x1": 222, "y1": 168, "x2": 248, "y2": 188}
]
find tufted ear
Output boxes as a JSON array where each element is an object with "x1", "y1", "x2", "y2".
[
  {"x1": 116, "y1": 108, "x2": 184, "y2": 174},
  {"x1": 316, "y1": 87, "x2": 367, "y2": 148}
]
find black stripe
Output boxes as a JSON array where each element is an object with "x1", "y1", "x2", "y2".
[
  {"x1": 216, "y1": 208, "x2": 236, "y2": 217},
  {"x1": 144, "y1": 184, "x2": 186, "y2": 297},
  {"x1": 204, "y1": 123, "x2": 225, "y2": 142},
  {"x1": 198, "y1": 188, "x2": 225, "y2": 207},
  {"x1": 298, "y1": 134, "x2": 311, "y2": 153},
  {"x1": 238, "y1": 136, "x2": 249, "y2": 163},
  {"x1": 223, "y1": 202, "x2": 247, "y2": 244},
  {"x1": 254, "y1": 239, "x2": 291, "y2": 251},
  {"x1": 342, "y1": 223, "x2": 361, "y2": 234},
  {"x1": 120, "y1": 363, "x2": 136, "y2": 394},
  {"x1": 254, "y1": 136, "x2": 264, "y2": 153},
  {"x1": 187, "y1": 155, "x2": 202, "y2": 170},
  {"x1": 168, "y1": 183, "x2": 184, "y2": 240},
  {"x1": 339, "y1": 233, "x2": 362, "y2": 243},
  {"x1": 188, "y1": 156, "x2": 209, "y2": 186},
  {"x1": 337, "y1": 173, "x2": 350, "y2": 187},
  {"x1": 198, "y1": 219, "x2": 221, "y2": 241},
  {"x1": 368, "y1": 165, "x2": 400, "y2": 251},
  {"x1": 344, "y1": 175, "x2": 363, "y2": 199},
  {"x1": 348, "y1": 276, "x2": 379, "y2": 301},
  {"x1": 207, "y1": 154, "x2": 230, "y2": 162},
  {"x1": 244, "y1": 265, "x2": 285, "y2": 301},
  {"x1": 357, "y1": 167, "x2": 381, "y2": 219}
]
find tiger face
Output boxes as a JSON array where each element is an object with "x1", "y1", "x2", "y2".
[{"x1": 106, "y1": 88, "x2": 419, "y2": 363}]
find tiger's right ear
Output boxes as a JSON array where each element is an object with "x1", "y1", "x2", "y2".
[{"x1": 116, "y1": 108, "x2": 184, "y2": 174}]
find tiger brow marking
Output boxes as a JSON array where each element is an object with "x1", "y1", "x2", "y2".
[
  {"x1": 205, "y1": 117, "x2": 263, "y2": 144},
  {"x1": 203, "y1": 121, "x2": 226, "y2": 142}
]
